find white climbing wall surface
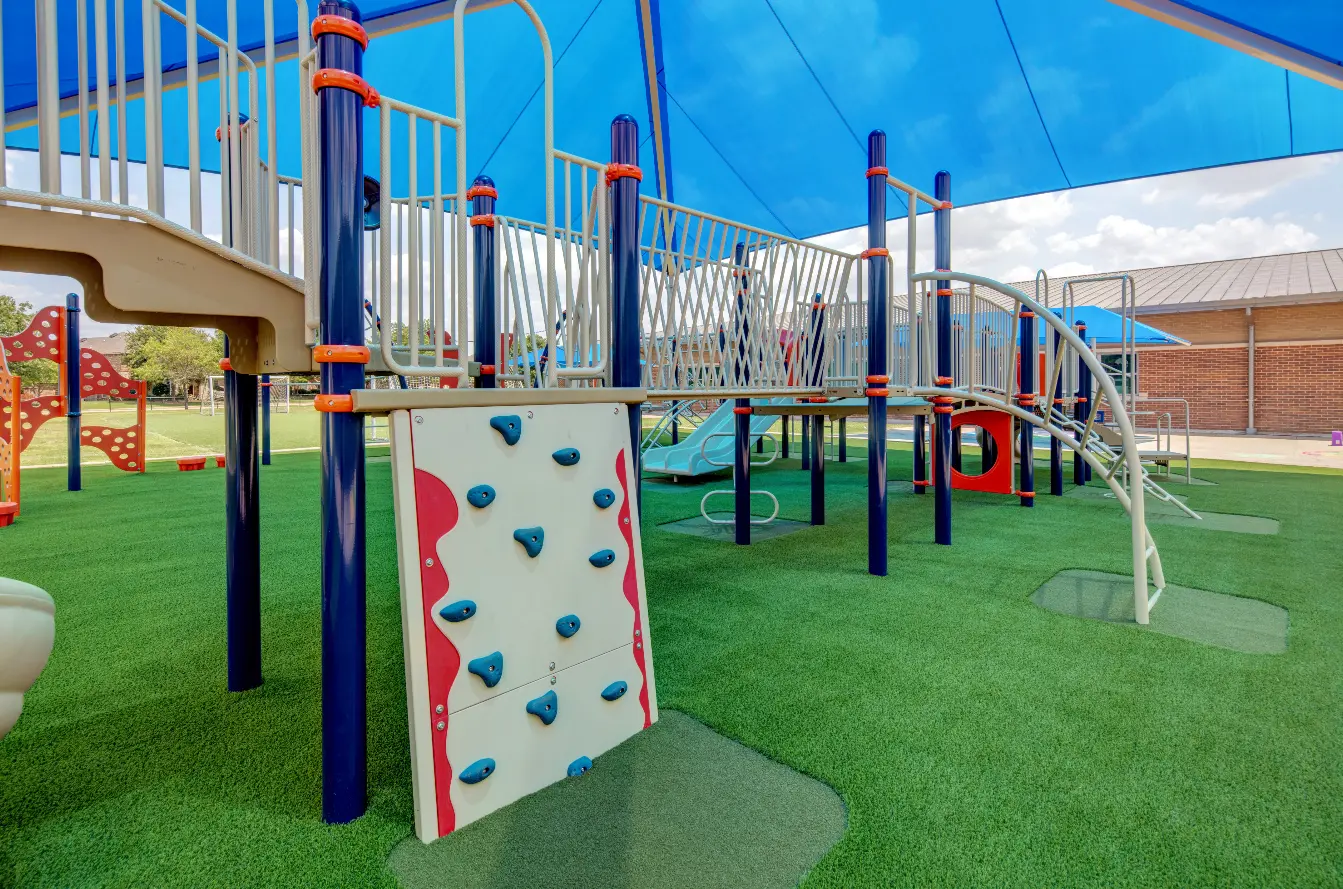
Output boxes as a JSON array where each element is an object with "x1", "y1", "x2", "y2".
[{"x1": 389, "y1": 399, "x2": 658, "y2": 842}]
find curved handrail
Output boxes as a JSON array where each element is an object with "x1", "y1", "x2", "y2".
[{"x1": 911, "y1": 269, "x2": 1162, "y2": 624}]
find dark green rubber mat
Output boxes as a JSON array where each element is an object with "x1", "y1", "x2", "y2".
[
  {"x1": 1149, "y1": 511, "x2": 1279, "y2": 535},
  {"x1": 658, "y1": 514, "x2": 811, "y2": 542},
  {"x1": 1032, "y1": 570, "x2": 1288, "y2": 654},
  {"x1": 385, "y1": 711, "x2": 846, "y2": 889}
]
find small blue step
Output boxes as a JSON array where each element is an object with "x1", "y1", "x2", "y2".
[
  {"x1": 588, "y1": 549, "x2": 616, "y2": 568},
  {"x1": 490, "y1": 415, "x2": 522, "y2": 446},
  {"x1": 466, "y1": 485, "x2": 496, "y2": 509},
  {"x1": 459, "y1": 758, "x2": 496, "y2": 785},
  {"x1": 468, "y1": 651, "x2": 504, "y2": 688},
  {"x1": 438, "y1": 600, "x2": 477, "y2": 623},
  {"x1": 552, "y1": 447, "x2": 580, "y2": 466},
  {"x1": 601, "y1": 680, "x2": 628, "y2": 701},
  {"x1": 567, "y1": 756, "x2": 593, "y2": 778},
  {"x1": 555, "y1": 614, "x2": 581, "y2": 638},
  {"x1": 593, "y1": 488, "x2": 616, "y2": 509},
  {"x1": 525, "y1": 690, "x2": 559, "y2": 725},
  {"x1": 514, "y1": 527, "x2": 545, "y2": 558}
]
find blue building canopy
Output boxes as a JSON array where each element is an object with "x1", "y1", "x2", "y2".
[{"x1": 4, "y1": 0, "x2": 1342, "y2": 238}]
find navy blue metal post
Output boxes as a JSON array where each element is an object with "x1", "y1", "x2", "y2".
[
  {"x1": 811, "y1": 411, "x2": 825, "y2": 525},
  {"x1": 261, "y1": 375, "x2": 272, "y2": 465},
  {"x1": 64, "y1": 293, "x2": 81, "y2": 492},
  {"x1": 865, "y1": 131, "x2": 889, "y2": 576},
  {"x1": 932, "y1": 171, "x2": 952, "y2": 545},
  {"x1": 1074, "y1": 321, "x2": 1090, "y2": 485},
  {"x1": 610, "y1": 115, "x2": 643, "y2": 508},
  {"x1": 838, "y1": 418, "x2": 846, "y2": 462},
  {"x1": 801, "y1": 415, "x2": 811, "y2": 469},
  {"x1": 781, "y1": 415, "x2": 789, "y2": 459},
  {"x1": 223, "y1": 335, "x2": 261, "y2": 693},
  {"x1": 1050, "y1": 328, "x2": 1063, "y2": 495},
  {"x1": 808, "y1": 293, "x2": 827, "y2": 524},
  {"x1": 734, "y1": 399, "x2": 751, "y2": 545},
  {"x1": 470, "y1": 175, "x2": 498, "y2": 390},
  {"x1": 913, "y1": 414, "x2": 926, "y2": 494},
  {"x1": 317, "y1": 0, "x2": 367, "y2": 825},
  {"x1": 1018, "y1": 305, "x2": 1036, "y2": 507}
]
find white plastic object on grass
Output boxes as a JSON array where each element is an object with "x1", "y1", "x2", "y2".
[{"x1": 0, "y1": 578, "x2": 56, "y2": 741}]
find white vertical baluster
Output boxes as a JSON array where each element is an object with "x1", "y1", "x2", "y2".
[{"x1": 186, "y1": 0, "x2": 201, "y2": 231}]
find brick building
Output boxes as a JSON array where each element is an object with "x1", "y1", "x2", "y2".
[{"x1": 1014, "y1": 250, "x2": 1343, "y2": 435}]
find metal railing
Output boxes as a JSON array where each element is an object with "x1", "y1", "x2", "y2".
[
  {"x1": 909, "y1": 269, "x2": 1167, "y2": 625},
  {"x1": 636, "y1": 196, "x2": 858, "y2": 399}
]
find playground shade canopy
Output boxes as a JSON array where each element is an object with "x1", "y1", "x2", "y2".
[
  {"x1": 4, "y1": 0, "x2": 1342, "y2": 237},
  {"x1": 1046, "y1": 306, "x2": 1189, "y2": 346}
]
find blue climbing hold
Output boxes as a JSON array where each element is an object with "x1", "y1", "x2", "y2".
[
  {"x1": 466, "y1": 485, "x2": 496, "y2": 509},
  {"x1": 459, "y1": 758, "x2": 496, "y2": 785},
  {"x1": 514, "y1": 527, "x2": 545, "y2": 558},
  {"x1": 490, "y1": 414, "x2": 522, "y2": 446},
  {"x1": 601, "y1": 680, "x2": 629, "y2": 701},
  {"x1": 555, "y1": 614, "x2": 581, "y2": 638},
  {"x1": 593, "y1": 488, "x2": 616, "y2": 509},
  {"x1": 525, "y1": 690, "x2": 559, "y2": 725},
  {"x1": 589, "y1": 549, "x2": 616, "y2": 568},
  {"x1": 567, "y1": 756, "x2": 593, "y2": 778},
  {"x1": 439, "y1": 600, "x2": 477, "y2": 623},
  {"x1": 552, "y1": 447, "x2": 580, "y2": 466},
  {"x1": 468, "y1": 651, "x2": 504, "y2": 688}
]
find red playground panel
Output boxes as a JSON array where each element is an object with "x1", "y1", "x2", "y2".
[{"x1": 928, "y1": 407, "x2": 1015, "y2": 495}]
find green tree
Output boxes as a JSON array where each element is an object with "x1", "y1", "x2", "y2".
[
  {"x1": 127, "y1": 326, "x2": 223, "y2": 407},
  {"x1": 0, "y1": 295, "x2": 61, "y2": 392}
]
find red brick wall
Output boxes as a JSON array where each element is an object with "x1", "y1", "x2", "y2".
[
  {"x1": 1139, "y1": 343, "x2": 1343, "y2": 434},
  {"x1": 1139, "y1": 347, "x2": 1249, "y2": 432},
  {"x1": 1252, "y1": 343, "x2": 1343, "y2": 434}
]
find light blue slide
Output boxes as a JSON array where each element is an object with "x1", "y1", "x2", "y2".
[{"x1": 643, "y1": 398, "x2": 792, "y2": 477}]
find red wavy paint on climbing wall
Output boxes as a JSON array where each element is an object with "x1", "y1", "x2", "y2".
[
  {"x1": 412, "y1": 466, "x2": 461, "y2": 836},
  {"x1": 614, "y1": 449, "x2": 652, "y2": 729}
]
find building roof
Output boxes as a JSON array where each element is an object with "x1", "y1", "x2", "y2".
[
  {"x1": 81, "y1": 333, "x2": 129, "y2": 356},
  {"x1": 1012, "y1": 249, "x2": 1343, "y2": 315}
]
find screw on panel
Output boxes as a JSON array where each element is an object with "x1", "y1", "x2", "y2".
[
  {"x1": 424, "y1": 557, "x2": 434, "y2": 567},
  {"x1": 436, "y1": 721, "x2": 445, "y2": 731},
  {"x1": 435, "y1": 704, "x2": 445, "y2": 714},
  {"x1": 415, "y1": 416, "x2": 424, "y2": 425}
]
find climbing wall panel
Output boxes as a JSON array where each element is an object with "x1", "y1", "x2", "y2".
[{"x1": 390, "y1": 400, "x2": 657, "y2": 843}]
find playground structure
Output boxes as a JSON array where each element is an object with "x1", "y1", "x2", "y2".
[
  {"x1": 0, "y1": 0, "x2": 1188, "y2": 839},
  {"x1": 0, "y1": 296, "x2": 147, "y2": 521}
]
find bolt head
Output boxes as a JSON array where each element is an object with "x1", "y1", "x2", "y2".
[
  {"x1": 415, "y1": 416, "x2": 424, "y2": 425},
  {"x1": 425, "y1": 557, "x2": 434, "y2": 567},
  {"x1": 635, "y1": 642, "x2": 642, "y2": 650},
  {"x1": 435, "y1": 704, "x2": 444, "y2": 714},
  {"x1": 550, "y1": 676, "x2": 557, "y2": 685},
  {"x1": 549, "y1": 661, "x2": 556, "y2": 671},
  {"x1": 435, "y1": 721, "x2": 445, "y2": 731}
]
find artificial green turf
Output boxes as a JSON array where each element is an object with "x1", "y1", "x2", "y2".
[
  {"x1": 1, "y1": 446, "x2": 1341, "y2": 887},
  {"x1": 20, "y1": 404, "x2": 326, "y2": 467},
  {"x1": 386, "y1": 711, "x2": 845, "y2": 889},
  {"x1": 1032, "y1": 569, "x2": 1290, "y2": 654}
]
